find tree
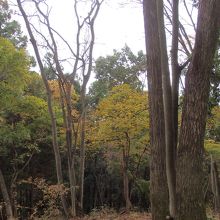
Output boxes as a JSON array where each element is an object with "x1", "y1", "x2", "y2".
[
  {"x1": 17, "y1": 0, "x2": 104, "y2": 216},
  {"x1": 0, "y1": 37, "x2": 46, "y2": 220},
  {"x1": 89, "y1": 45, "x2": 146, "y2": 106},
  {"x1": 143, "y1": 0, "x2": 169, "y2": 219},
  {"x1": 177, "y1": 1, "x2": 220, "y2": 218},
  {"x1": 94, "y1": 84, "x2": 149, "y2": 212},
  {"x1": 0, "y1": 0, "x2": 27, "y2": 47},
  {"x1": 143, "y1": 0, "x2": 220, "y2": 219}
]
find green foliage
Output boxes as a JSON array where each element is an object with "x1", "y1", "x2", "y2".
[
  {"x1": 0, "y1": 0, "x2": 27, "y2": 47},
  {"x1": 0, "y1": 36, "x2": 50, "y2": 181},
  {"x1": 206, "y1": 106, "x2": 220, "y2": 141},
  {"x1": 208, "y1": 40, "x2": 220, "y2": 114},
  {"x1": 0, "y1": 37, "x2": 30, "y2": 110},
  {"x1": 0, "y1": 95, "x2": 49, "y2": 163},
  {"x1": 24, "y1": 71, "x2": 46, "y2": 100},
  {"x1": 205, "y1": 140, "x2": 220, "y2": 163},
  {"x1": 89, "y1": 45, "x2": 146, "y2": 106}
]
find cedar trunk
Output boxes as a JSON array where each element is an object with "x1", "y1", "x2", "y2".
[
  {"x1": 143, "y1": 0, "x2": 169, "y2": 219},
  {"x1": 177, "y1": 0, "x2": 220, "y2": 219}
]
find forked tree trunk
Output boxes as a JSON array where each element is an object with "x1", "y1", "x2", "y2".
[
  {"x1": 0, "y1": 168, "x2": 15, "y2": 220},
  {"x1": 177, "y1": 1, "x2": 220, "y2": 219},
  {"x1": 143, "y1": 0, "x2": 169, "y2": 219}
]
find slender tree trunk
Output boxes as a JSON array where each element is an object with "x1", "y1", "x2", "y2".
[
  {"x1": 177, "y1": 1, "x2": 220, "y2": 219},
  {"x1": 211, "y1": 156, "x2": 220, "y2": 214},
  {"x1": 79, "y1": 90, "x2": 86, "y2": 211},
  {"x1": 9, "y1": 183, "x2": 17, "y2": 218},
  {"x1": 59, "y1": 83, "x2": 77, "y2": 217},
  {"x1": 143, "y1": 1, "x2": 169, "y2": 219},
  {"x1": 17, "y1": 1, "x2": 69, "y2": 217},
  {"x1": 156, "y1": 0, "x2": 177, "y2": 217},
  {"x1": 0, "y1": 168, "x2": 15, "y2": 220},
  {"x1": 171, "y1": 0, "x2": 180, "y2": 156},
  {"x1": 122, "y1": 149, "x2": 132, "y2": 212}
]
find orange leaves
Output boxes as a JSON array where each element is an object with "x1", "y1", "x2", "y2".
[{"x1": 48, "y1": 79, "x2": 79, "y2": 118}]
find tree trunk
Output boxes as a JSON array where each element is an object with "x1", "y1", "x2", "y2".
[
  {"x1": 156, "y1": 0, "x2": 177, "y2": 217},
  {"x1": 0, "y1": 168, "x2": 15, "y2": 220},
  {"x1": 177, "y1": 1, "x2": 220, "y2": 219},
  {"x1": 122, "y1": 149, "x2": 132, "y2": 212},
  {"x1": 17, "y1": 1, "x2": 69, "y2": 217},
  {"x1": 59, "y1": 81, "x2": 77, "y2": 217},
  {"x1": 211, "y1": 156, "x2": 220, "y2": 214},
  {"x1": 79, "y1": 90, "x2": 86, "y2": 211},
  {"x1": 171, "y1": 0, "x2": 180, "y2": 157},
  {"x1": 143, "y1": 1, "x2": 169, "y2": 219}
]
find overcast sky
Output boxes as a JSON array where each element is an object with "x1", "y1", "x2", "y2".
[
  {"x1": 10, "y1": 0, "x2": 197, "y2": 88},
  {"x1": 12, "y1": 0, "x2": 145, "y2": 59}
]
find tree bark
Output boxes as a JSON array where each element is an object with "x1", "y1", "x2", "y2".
[
  {"x1": 143, "y1": 0, "x2": 169, "y2": 219},
  {"x1": 211, "y1": 156, "x2": 220, "y2": 214},
  {"x1": 0, "y1": 168, "x2": 15, "y2": 220},
  {"x1": 122, "y1": 148, "x2": 132, "y2": 212},
  {"x1": 177, "y1": 0, "x2": 220, "y2": 219},
  {"x1": 156, "y1": 0, "x2": 177, "y2": 217},
  {"x1": 171, "y1": 0, "x2": 180, "y2": 157},
  {"x1": 79, "y1": 91, "x2": 86, "y2": 211}
]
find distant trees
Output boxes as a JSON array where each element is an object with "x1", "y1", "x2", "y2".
[
  {"x1": 0, "y1": 0, "x2": 27, "y2": 48},
  {"x1": 89, "y1": 45, "x2": 146, "y2": 106},
  {"x1": 143, "y1": 0, "x2": 220, "y2": 219}
]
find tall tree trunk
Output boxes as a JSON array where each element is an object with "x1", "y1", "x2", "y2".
[
  {"x1": 171, "y1": 0, "x2": 180, "y2": 157},
  {"x1": 156, "y1": 0, "x2": 177, "y2": 217},
  {"x1": 58, "y1": 81, "x2": 77, "y2": 217},
  {"x1": 0, "y1": 168, "x2": 15, "y2": 220},
  {"x1": 143, "y1": 0, "x2": 169, "y2": 219},
  {"x1": 177, "y1": 1, "x2": 220, "y2": 219},
  {"x1": 79, "y1": 90, "x2": 86, "y2": 211},
  {"x1": 17, "y1": 1, "x2": 69, "y2": 217}
]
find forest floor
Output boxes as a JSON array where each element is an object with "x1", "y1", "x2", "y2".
[{"x1": 74, "y1": 211, "x2": 151, "y2": 220}]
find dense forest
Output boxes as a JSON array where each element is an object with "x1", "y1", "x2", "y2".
[{"x1": 0, "y1": 0, "x2": 220, "y2": 220}]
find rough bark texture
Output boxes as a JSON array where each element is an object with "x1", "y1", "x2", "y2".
[
  {"x1": 143, "y1": 0, "x2": 169, "y2": 219},
  {"x1": 177, "y1": 0, "x2": 220, "y2": 219},
  {"x1": 0, "y1": 168, "x2": 15, "y2": 220}
]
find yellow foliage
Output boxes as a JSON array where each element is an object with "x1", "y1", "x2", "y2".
[{"x1": 93, "y1": 84, "x2": 149, "y2": 151}]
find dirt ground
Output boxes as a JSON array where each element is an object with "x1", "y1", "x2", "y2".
[{"x1": 74, "y1": 212, "x2": 151, "y2": 220}]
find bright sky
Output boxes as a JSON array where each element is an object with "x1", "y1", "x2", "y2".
[{"x1": 12, "y1": 0, "x2": 145, "y2": 59}]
